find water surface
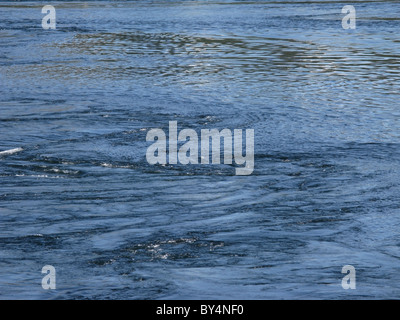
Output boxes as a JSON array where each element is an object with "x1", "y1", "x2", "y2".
[{"x1": 1, "y1": 0, "x2": 400, "y2": 299}]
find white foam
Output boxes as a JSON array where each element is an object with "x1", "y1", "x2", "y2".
[{"x1": 0, "y1": 147, "x2": 23, "y2": 156}]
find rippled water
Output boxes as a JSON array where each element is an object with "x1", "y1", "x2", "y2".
[{"x1": 1, "y1": 0, "x2": 400, "y2": 299}]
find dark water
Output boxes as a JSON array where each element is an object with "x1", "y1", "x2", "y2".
[{"x1": 1, "y1": 0, "x2": 400, "y2": 299}]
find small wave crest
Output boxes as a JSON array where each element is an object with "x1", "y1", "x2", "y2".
[{"x1": 0, "y1": 147, "x2": 23, "y2": 156}]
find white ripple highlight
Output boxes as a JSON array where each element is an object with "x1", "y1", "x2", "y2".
[{"x1": 0, "y1": 147, "x2": 23, "y2": 156}]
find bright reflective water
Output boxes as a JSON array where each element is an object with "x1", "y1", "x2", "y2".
[{"x1": 1, "y1": 1, "x2": 400, "y2": 299}]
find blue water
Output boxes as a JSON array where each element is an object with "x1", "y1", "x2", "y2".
[{"x1": 1, "y1": 0, "x2": 400, "y2": 299}]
